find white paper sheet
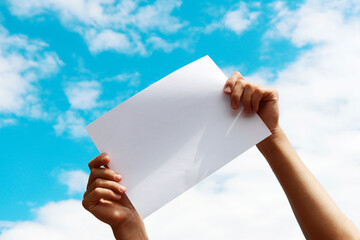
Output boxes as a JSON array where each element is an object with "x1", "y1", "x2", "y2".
[{"x1": 86, "y1": 56, "x2": 271, "y2": 218}]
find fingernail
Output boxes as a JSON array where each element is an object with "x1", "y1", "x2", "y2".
[
  {"x1": 114, "y1": 174, "x2": 122, "y2": 181},
  {"x1": 232, "y1": 102, "x2": 238, "y2": 109},
  {"x1": 224, "y1": 86, "x2": 231, "y2": 93},
  {"x1": 119, "y1": 185, "x2": 126, "y2": 192},
  {"x1": 115, "y1": 193, "x2": 122, "y2": 199}
]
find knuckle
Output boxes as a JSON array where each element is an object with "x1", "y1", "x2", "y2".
[
  {"x1": 235, "y1": 78, "x2": 244, "y2": 85},
  {"x1": 244, "y1": 84, "x2": 252, "y2": 91},
  {"x1": 82, "y1": 199, "x2": 88, "y2": 210},
  {"x1": 234, "y1": 71, "x2": 243, "y2": 78},
  {"x1": 93, "y1": 187, "x2": 102, "y2": 196},
  {"x1": 103, "y1": 155, "x2": 110, "y2": 162},
  {"x1": 105, "y1": 168, "x2": 114, "y2": 176},
  {"x1": 94, "y1": 178, "x2": 102, "y2": 186},
  {"x1": 253, "y1": 87, "x2": 262, "y2": 96}
]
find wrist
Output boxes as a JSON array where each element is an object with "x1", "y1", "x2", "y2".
[
  {"x1": 256, "y1": 125, "x2": 286, "y2": 153},
  {"x1": 111, "y1": 211, "x2": 148, "y2": 240},
  {"x1": 269, "y1": 123, "x2": 282, "y2": 135}
]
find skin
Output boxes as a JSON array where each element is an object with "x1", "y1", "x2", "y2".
[
  {"x1": 83, "y1": 71, "x2": 360, "y2": 239},
  {"x1": 82, "y1": 155, "x2": 148, "y2": 240}
]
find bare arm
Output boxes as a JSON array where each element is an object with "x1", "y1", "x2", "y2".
[
  {"x1": 257, "y1": 128, "x2": 360, "y2": 239},
  {"x1": 224, "y1": 72, "x2": 360, "y2": 239}
]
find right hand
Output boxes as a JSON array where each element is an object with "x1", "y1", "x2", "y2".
[{"x1": 223, "y1": 72, "x2": 280, "y2": 133}]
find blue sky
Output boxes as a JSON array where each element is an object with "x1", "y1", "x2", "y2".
[{"x1": 1, "y1": 0, "x2": 360, "y2": 239}]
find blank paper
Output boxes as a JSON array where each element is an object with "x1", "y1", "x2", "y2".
[{"x1": 86, "y1": 56, "x2": 271, "y2": 218}]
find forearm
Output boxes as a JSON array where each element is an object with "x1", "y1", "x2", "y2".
[
  {"x1": 257, "y1": 127, "x2": 360, "y2": 239},
  {"x1": 111, "y1": 211, "x2": 148, "y2": 240}
]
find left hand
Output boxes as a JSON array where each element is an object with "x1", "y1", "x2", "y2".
[{"x1": 82, "y1": 154, "x2": 147, "y2": 239}]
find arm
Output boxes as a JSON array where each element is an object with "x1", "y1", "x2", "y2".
[
  {"x1": 224, "y1": 72, "x2": 360, "y2": 239},
  {"x1": 82, "y1": 154, "x2": 148, "y2": 240},
  {"x1": 257, "y1": 128, "x2": 360, "y2": 239}
]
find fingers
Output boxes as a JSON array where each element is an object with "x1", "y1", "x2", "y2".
[
  {"x1": 251, "y1": 88, "x2": 263, "y2": 113},
  {"x1": 224, "y1": 72, "x2": 244, "y2": 94},
  {"x1": 87, "y1": 168, "x2": 122, "y2": 189},
  {"x1": 83, "y1": 187, "x2": 122, "y2": 210},
  {"x1": 242, "y1": 85, "x2": 255, "y2": 113},
  {"x1": 85, "y1": 178, "x2": 126, "y2": 198},
  {"x1": 224, "y1": 72, "x2": 277, "y2": 113},
  {"x1": 231, "y1": 80, "x2": 245, "y2": 109},
  {"x1": 83, "y1": 154, "x2": 128, "y2": 212},
  {"x1": 88, "y1": 153, "x2": 110, "y2": 170}
]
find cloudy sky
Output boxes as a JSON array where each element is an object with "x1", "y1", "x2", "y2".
[{"x1": 1, "y1": 0, "x2": 360, "y2": 239}]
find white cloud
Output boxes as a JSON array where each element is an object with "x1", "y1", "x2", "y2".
[
  {"x1": 0, "y1": 200, "x2": 114, "y2": 240},
  {"x1": 0, "y1": 118, "x2": 17, "y2": 128},
  {"x1": 267, "y1": 1, "x2": 360, "y2": 47},
  {"x1": 104, "y1": 72, "x2": 141, "y2": 87},
  {"x1": 133, "y1": 0, "x2": 184, "y2": 33},
  {"x1": 266, "y1": 0, "x2": 360, "y2": 147},
  {"x1": 0, "y1": 25, "x2": 62, "y2": 120},
  {"x1": 65, "y1": 81, "x2": 101, "y2": 110},
  {"x1": 58, "y1": 74, "x2": 141, "y2": 138},
  {"x1": 59, "y1": 170, "x2": 89, "y2": 195},
  {"x1": 224, "y1": 2, "x2": 260, "y2": 34},
  {"x1": 85, "y1": 29, "x2": 135, "y2": 54},
  {"x1": 56, "y1": 68, "x2": 145, "y2": 138},
  {"x1": 53, "y1": 110, "x2": 87, "y2": 138},
  {"x1": 146, "y1": 36, "x2": 185, "y2": 53},
  {"x1": 0, "y1": 221, "x2": 16, "y2": 232},
  {"x1": 7, "y1": 0, "x2": 186, "y2": 55},
  {"x1": 205, "y1": 1, "x2": 260, "y2": 35},
  {"x1": 54, "y1": 83, "x2": 98, "y2": 138}
]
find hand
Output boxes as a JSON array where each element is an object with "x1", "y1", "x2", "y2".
[
  {"x1": 82, "y1": 153, "x2": 148, "y2": 239},
  {"x1": 223, "y1": 72, "x2": 280, "y2": 133}
]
